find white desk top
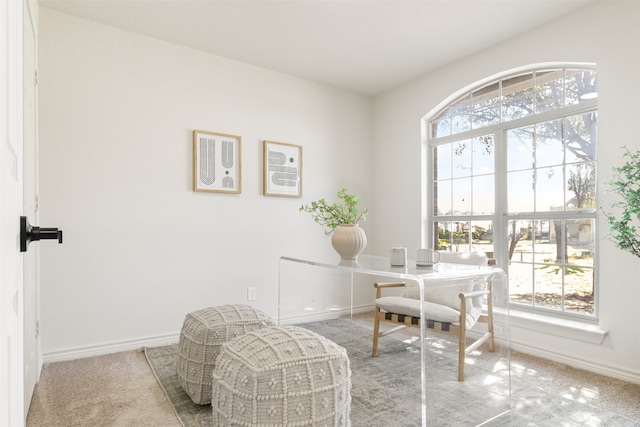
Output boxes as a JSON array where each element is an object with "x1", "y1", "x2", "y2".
[{"x1": 280, "y1": 253, "x2": 502, "y2": 283}]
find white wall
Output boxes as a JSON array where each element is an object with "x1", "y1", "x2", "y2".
[
  {"x1": 38, "y1": 2, "x2": 640, "y2": 383},
  {"x1": 38, "y1": 8, "x2": 373, "y2": 359},
  {"x1": 372, "y1": 1, "x2": 640, "y2": 382}
]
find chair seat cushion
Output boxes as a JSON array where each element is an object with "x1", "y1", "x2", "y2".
[
  {"x1": 375, "y1": 296, "x2": 481, "y2": 329},
  {"x1": 402, "y1": 281, "x2": 476, "y2": 309}
]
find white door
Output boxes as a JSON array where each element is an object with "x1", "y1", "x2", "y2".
[
  {"x1": 23, "y1": 0, "x2": 40, "y2": 413},
  {"x1": 0, "y1": 0, "x2": 25, "y2": 425}
]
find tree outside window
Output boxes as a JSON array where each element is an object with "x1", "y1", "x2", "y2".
[{"x1": 428, "y1": 67, "x2": 597, "y2": 318}]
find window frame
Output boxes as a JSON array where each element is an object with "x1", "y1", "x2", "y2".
[{"x1": 424, "y1": 65, "x2": 599, "y2": 322}]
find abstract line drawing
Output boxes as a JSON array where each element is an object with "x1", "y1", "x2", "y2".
[
  {"x1": 221, "y1": 140, "x2": 234, "y2": 168},
  {"x1": 222, "y1": 176, "x2": 235, "y2": 188},
  {"x1": 263, "y1": 140, "x2": 302, "y2": 197},
  {"x1": 268, "y1": 150, "x2": 298, "y2": 187},
  {"x1": 193, "y1": 130, "x2": 241, "y2": 194},
  {"x1": 199, "y1": 137, "x2": 216, "y2": 185},
  {"x1": 268, "y1": 150, "x2": 287, "y2": 166}
]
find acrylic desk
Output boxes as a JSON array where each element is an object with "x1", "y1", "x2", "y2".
[{"x1": 279, "y1": 254, "x2": 511, "y2": 427}]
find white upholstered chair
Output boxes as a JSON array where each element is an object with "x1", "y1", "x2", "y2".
[{"x1": 372, "y1": 251, "x2": 495, "y2": 381}]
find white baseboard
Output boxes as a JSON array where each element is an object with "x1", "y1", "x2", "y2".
[
  {"x1": 278, "y1": 304, "x2": 373, "y2": 325},
  {"x1": 509, "y1": 340, "x2": 640, "y2": 385},
  {"x1": 466, "y1": 328, "x2": 640, "y2": 384},
  {"x1": 43, "y1": 333, "x2": 180, "y2": 364}
]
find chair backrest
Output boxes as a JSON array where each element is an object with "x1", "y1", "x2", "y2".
[
  {"x1": 438, "y1": 251, "x2": 488, "y2": 266},
  {"x1": 400, "y1": 251, "x2": 491, "y2": 309},
  {"x1": 439, "y1": 251, "x2": 493, "y2": 309}
]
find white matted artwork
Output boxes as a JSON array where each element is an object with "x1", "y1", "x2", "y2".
[
  {"x1": 263, "y1": 140, "x2": 302, "y2": 197},
  {"x1": 193, "y1": 130, "x2": 241, "y2": 194}
]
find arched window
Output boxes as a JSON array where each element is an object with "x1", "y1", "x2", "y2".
[{"x1": 425, "y1": 65, "x2": 598, "y2": 319}]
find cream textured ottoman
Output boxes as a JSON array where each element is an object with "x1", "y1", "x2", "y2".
[
  {"x1": 211, "y1": 325, "x2": 351, "y2": 427},
  {"x1": 177, "y1": 304, "x2": 274, "y2": 405}
]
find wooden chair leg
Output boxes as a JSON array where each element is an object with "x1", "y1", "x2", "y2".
[
  {"x1": 372, "y1": 310, "x2": 380, "y2": 357},
  {"x1": 458, "y1": 323, "x2": 466, "y2": 381},
  {"x1": 458, "y1": 293, "x2": 467, "y2": 382},
  {"x1": 487, "y1": 282, "x2": 495, "y2": 352}
]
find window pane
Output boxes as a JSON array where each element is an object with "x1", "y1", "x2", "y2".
[
  {"x1": 503, "y1": 95, "x2": 533, "y2": 121},
  {"x1": 508, "y1": 219, "x2": 534, "y2": 306},
  {"x1": 566, "y1": 162, "x2": 596, "y2": 209},
  {"x1": 535, "y1": 120, "x2": 564, "y2": 168},
  {"x1": 431, "y1": 109, "x2": 451, "y2": 138},
  {"x1": 524, "y1": 218, "x2": 594, "y2": 315},
  {"x1": 432, "y1": 108, "x2": 449, "y2": 123},
  {"x1": 434, "y1": 180, "x2": 451, "y2": 216},
  {"x1": 432, "y1": 118, "x2": 451, "y2": 138},
  {"x1": 473, "y1": 135, "x2": 494, "y2": 174},
  {"x1": 507, "y1": 127, "x2": 534, "y2": 171},
  {"x1": 435, "y1": 221, "x2": 452, "y2": 251},
  {"x1": 533, "y1": 220, "x2": 551, "y2": 249},
  {"x1": 512, "y1": 219, "x2": 534, "y2": 255},
  {"x1": 565, "y1": 217, "x2": 595, "y2": 314},
  {"x1": 535, "y1": 70, "x2": 564, "y2": 113},
  {"x1": 565, "y1": 268, "x2": 594, "y2": 315},
  {"x1": 472, "y1": 83, "x2": 501, "y2": 127},
  {"x1": 452, "y1": 140, "x2": 472, "y2": 178},
  {"x1": 509, "y1": 261, "x2": 533, "y2": 307},
  {"x1": 532, "y1": 220, "x2": 554, "y2": 263},
  {"x1": 472, "y1": 105, "x2": 500, "y2": 129},
  {"x1": 549, "y1": 219, "x2": 565, "y2": 263},
  {"x1": 451, "y1": 95, "x2": 471, "y2": 134},
  {"x1": 451, "y1": 94, "x2": 471, "y2": 116},
  {"x1": 565, "y1": 69, "x2": 598, "y2": 106},
  {"x1": 473, "y1": 175, "x2": 494, "y2": 215},
  {"x1": 451, "y1": 221, "x2": 471, "y2": 250},
  {"x1": 452, "y1": 114, "x2": 471, "y2": 134},
  {"x1": 508, "y1": 170, "x2": 534, "y2": 212},
  {"x1": 566, "y1": 219, "x2": 591, "y2": 246},
  {"x1": 565, "y1": 113, "x2": 597, "y2": 163},
  {"x1": 434, "y1": 144, "x2": 452, "y2": 180},
  {"x1": 568, "y1": 219, "x2": 595, "y2": 267},
  {"x1": 452, "y1": 178, "x2": 471, "y2": 215},
  {"x1": 535, "y1": 166, "x2": 564, "y2": 211},
  {"x1": 503, "y1": 73, "x2": 533, "y2": 121},
  {"x1": 472, "y1": 82, "x2": 500, "y2": 108},
  {"x1": 471, "y1": 220, "x2": 493, "y2": 256},
  {"x1": 534, "y1": 267, "x2": 563, "y2": 311}
]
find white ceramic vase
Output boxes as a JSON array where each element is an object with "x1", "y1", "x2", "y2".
[{"x1": 331, "y1": 224, "x2": 367, "y2": 260}]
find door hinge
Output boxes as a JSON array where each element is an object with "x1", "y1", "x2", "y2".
[
  {"x1": 35, "y1": 321, "x2": 40, "y2": 338},
  {"x1": 34, "y1": 69, "x2": 39, "y2": 87},
  {"x1": 35, "y1": 195, "x2": 39, "y2": 212}
]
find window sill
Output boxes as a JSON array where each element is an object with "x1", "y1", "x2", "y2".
[{"x1": 507, "y1": 309, "x2": 609, "y2": 345}]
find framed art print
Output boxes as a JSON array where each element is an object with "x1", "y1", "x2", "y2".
[
  {"x1": 193, "y1": 130, "x2": 241, "y2": 193},
  {"x1": 263, "y1": 140, "x2": 302, "y2": 197}
]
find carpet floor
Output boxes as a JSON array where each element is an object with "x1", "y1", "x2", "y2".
[
  {"x1": 144, "y1": 317, "x2": 639, "y2": 427},
  {"x1": 27, "y1": 315, "x2": 640, "y2": 426}
]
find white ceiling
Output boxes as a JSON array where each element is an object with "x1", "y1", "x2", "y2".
[{"x1": 39, "y1": 0, "x2": 596, "y2": 95}]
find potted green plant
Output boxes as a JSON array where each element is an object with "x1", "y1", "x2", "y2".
[
  {"x1": 603, "y1": 147, "x2": 640, "y2": 258},
  {"x1": 300, "y1": 188, "x2": 368, "y2": 259}
]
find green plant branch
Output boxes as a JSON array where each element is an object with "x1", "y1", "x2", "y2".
[
  {"x1": 603, "y1": 146, "x2": 640, "y2": 258},
  {"x1": 299, "y1": 188, "x2": 368, "y2": 235}
]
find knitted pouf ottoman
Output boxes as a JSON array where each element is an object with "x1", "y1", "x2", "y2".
[
  {"x1": 211, "y1": 325, "x2": 351, "y2": 427},
  {"x1": 177, "y1": 304, "x2": 275, "y2": 405}
]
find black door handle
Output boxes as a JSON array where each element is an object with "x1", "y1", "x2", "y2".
[{"x1": 20, "y1": 216, "x2": 63, "y2": 252}]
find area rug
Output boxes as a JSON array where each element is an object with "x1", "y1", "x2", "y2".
[{"x1": 145, "y1": 317, "x2": 514, "y2": 427}]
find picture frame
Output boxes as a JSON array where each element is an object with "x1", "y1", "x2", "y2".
[
  {"x1": 193, "y1": 130, "x2": 241, "y2": 194},
  {"x1": 263, "y1": 140, "x2": 302, "y2": 197}
]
